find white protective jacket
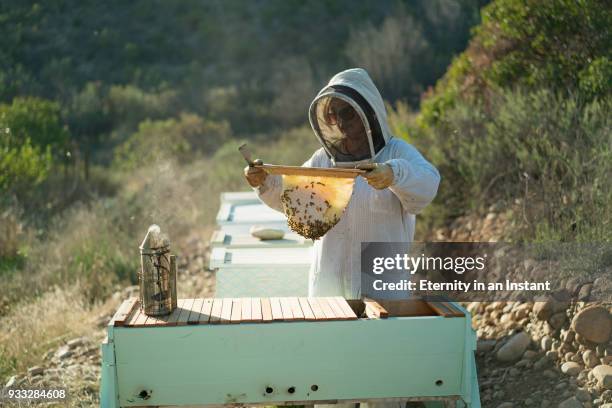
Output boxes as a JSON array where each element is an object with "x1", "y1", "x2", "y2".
[{"x1": 254, "y1": 68, "x2": 440, "y2": 299}]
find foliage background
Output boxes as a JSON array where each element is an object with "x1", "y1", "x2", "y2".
[{"x1": 0, "y1": 0, "x2": 610, "y2": 396}]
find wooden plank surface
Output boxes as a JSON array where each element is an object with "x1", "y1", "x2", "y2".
[
  {"x1": 317, "y1": 297, "x2": 337, "y2": 320},
  {"x1": 325, "y1": 297, "x2": 348, "y2": 320},
  {"x1": 269, "y1": 298, "x2": 283, "y2": 321},
  {"x1": 364, "y1": 298, "x2": 389, "y2": 319},
  {"x1": 209, "y1": 298, "x2": 223, "y2": 324},
  {"x1": 230, "y1": 299, "x2": 242, "y2": 323},
  {"x1": 198, "y1": 298, "x2": 214, "y2": 324},
  {"x1": 241, "y1": 297, "x2": 252, "y2": 322},
  {"x1": 329, "y1": 297, "x2": 358, "y2": 320},
  {"x1": 144, "y1": 311, "x2": 172, "y2": 326},
  {"x1": 126, "y1": 305, "x2": 143, "y2": 326},
  {"x1": 166, "y1": 299, "x2": 186, "y2": 326},
  {"x1": 307, "y1": 297, "x2": 327, "y2": 320},
  {"x1": 261, "y1": 298, "x2": 273, "y2": 322},
  {"x1": 176, "y1": 299, "x2": 195, "y2": 326},
  {"x1": 289, "y1": 297, "x2": 305, "y2": 320},
  {"x1": 220, "y1": 298, "x2": 233, "y2": 324},
  {"x1": 425, "y1": 300, "x2": 465, "y2": 318},
  {"x1": 119, "y1": 297, "x2": 380, "y2": 326},
  {"x1": 132, "y1": 307, "x2": 149, "y2": 327},
  {"x1": 440, "y1": 301, "x2": 465, "y2": 317},
  {"x1": 187, "y1": 299, "x2": 204, "y2": 325},
  {"x1": 111, "y1": 297, "x2": 139, "y2": 326},
  {"x1": 251, "y1": 298, "x2": 262, "y2": 322},
  {"x1": 279, "y1": 297, "x2": 294, "y2": 320},
  {"x1": 298, "y1": 297, "x2": 316, "y2": 321}
]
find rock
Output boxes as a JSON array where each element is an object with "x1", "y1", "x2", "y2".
[
  {"x1": 574, "y1": 389, "x2": 590, "y2": 402},
  {"x1": 496, "y1": 332, "x2": 531, "y2": 362},
  {"x1": 577, "y1": 284, "x2": 592, "y2": 301},
  {"x1": 566, "y1": 278, "x2": 584, "y2": 295},
  {"x1": 477, "y1": 339, "x2": 497, "y2": 353},
  {"x1": 561, "y1": 362, "x2": 582, "y2": 376},
  {"x1": 27, "y1": 366, "x2": 44, "y2": 376},
  {"x1": 592, "y1": 365, "x2": 612, "y2": 389},
  {"x1": 536, "y1": 356, "x2": 554, "y2": 370},
  {"x1": 55, "y1": 345, "x2": 72, "y2": 360},
  {"x1": 558, "y1": 397, "x2": 583, "y2": 408},
  {"x1": 542, "y1": 336, "x2": 553, "y2": 351},
  {"x1": 533, "y1": 292, "x2": 570, "y2": 321},
  {"x1": 67, "y1": 337, "x2": 85, "y2": 348},
  {"x1": 515, "y1": 359, "x2": 532, "y2": 368},
  {"x1": 583, "y1": 350, "x2": 599, "y2": 368},
  {"x1": 571, "y1": 306, "x2": 612, "y2": 344},
  {"x1": 4, "y1": 375, "x2": 17, "y2": 388},
  {"x1": 597, "y1": 344, "x2": 606, "y2": 357},
  {"x1": 497, "y1": 403, "x2": 513, "y2": 408},
  {"x1": 543, "y1": 369, "x2": 558, "y2": 379},
  {"x1": 561, "y1": 329, "x2": 576, "y2": 344},
  {"x1": 550, "y1": 312, "x2": 567, "y2": 329},
  {"x1": 523, "y1": 350, "x2": 538, "y2": 360}
]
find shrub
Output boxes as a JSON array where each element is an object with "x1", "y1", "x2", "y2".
[
  {"x1": 0, "y1": 97, "x2": 68, "y2": 194},
  {"x1": 414, "y1": 88, "x2": 611, "y2": 241},
  {"x1": 113, "y1": 113, "x2": 230, "y2": 170}
]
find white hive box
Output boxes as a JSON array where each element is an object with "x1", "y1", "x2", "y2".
[
  {"x1": 219, "y1": 191, "x2": 260, "y2": 204},
  {"x1": 216, "y1": 196, "x2": 289, "y2": 234},
  {"x1": 210, "y1": 229, "x2": 312, "y2": 249},
  {"x1": 210, "y1": 246, "x2": 312, "y2": 297}
]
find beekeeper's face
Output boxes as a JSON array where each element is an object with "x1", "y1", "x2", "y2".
[{"x1": 315, "y1": 96, "x2": 371, "y2": 161}]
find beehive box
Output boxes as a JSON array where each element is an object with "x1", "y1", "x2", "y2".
[
  {"x1": 216, "y1": 199, "x2": 289, "y2": 234},
  {"x1": 209, "y1": 246, "x2": 312, "y2": 296},
  {"x1": 210, "y1": 229, "x2": 312, "y2": 249},
  {"x1": 100, "y1": 297, "x2": 480, "y2": 408}
]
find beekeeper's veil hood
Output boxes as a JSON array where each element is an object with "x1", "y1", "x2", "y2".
[{"x1": 309, "y1": 68, "x2": 392, "y2": 167}]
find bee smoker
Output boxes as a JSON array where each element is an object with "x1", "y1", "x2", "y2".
[{"x1": 138, "y1": 224, "x2": 178, "y2": 315}]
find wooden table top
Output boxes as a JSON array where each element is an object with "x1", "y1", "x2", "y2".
[{"x1": 110, "y1": 297, "x2": 360, "y2": 328}]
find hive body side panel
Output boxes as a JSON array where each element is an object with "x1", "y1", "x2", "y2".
[{"x1": 114, "y1": 317, "x2": 466, "y2": 406}]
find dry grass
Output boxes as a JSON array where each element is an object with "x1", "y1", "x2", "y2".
[{"x1": 0, "y1": 283, "x2": 93, "y2": 377}]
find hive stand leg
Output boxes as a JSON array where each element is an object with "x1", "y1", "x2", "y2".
[
  {"x1": 100, "y1": 330, "x2": 120, "y2": 408},
  {"x1": 467, "y1": 353, "x2": 481, "y2": 408}
]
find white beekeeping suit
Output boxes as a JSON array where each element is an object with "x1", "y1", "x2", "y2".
[
  {"x1": 252, "y1": 67, "x2": 440, "y2": 408},
  {"x1": 254, "y1": 68, "x2": 440, "y2": 303}
]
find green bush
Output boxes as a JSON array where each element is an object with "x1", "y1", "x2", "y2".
[
  {"x1": 419, "y1": 0, "x2": 612, "y2": 128},
  {"x1": 113, "y1": 113, "x2": 231, "y2": 170},
  {"x1": 414, "y1": 88, "x2": 611, "y2": 241},
  {"x1": 0, "y1": 97, "x2": 68, "y2": 194}
]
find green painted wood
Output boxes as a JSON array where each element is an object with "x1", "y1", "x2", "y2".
[
  {"x1": 112, "y1": 316, "x2": 468, "y2": 406},
  {"x1": 100, "y1": 335, "x2": 120, "y2": 408},
  {"x1": 210, "y1": 247, "x2": 312, "y2": 296}
]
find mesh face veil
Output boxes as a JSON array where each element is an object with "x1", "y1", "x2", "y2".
[{"x1": 309, "y1": 85, "x2": 386, "y2": 166}]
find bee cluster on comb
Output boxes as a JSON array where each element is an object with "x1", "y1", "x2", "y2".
[{"x1": 280, "y1": 175, "x2": 354, "y2": 240}]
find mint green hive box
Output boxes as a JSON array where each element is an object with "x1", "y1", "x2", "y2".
[
  {"x1": 100, "y1": 297, "x2": 480, "y2": 408},
  {"x1": 210, "y1": 246, "x2": 312, "y2": 296}
]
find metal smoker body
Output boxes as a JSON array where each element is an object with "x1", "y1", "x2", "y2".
[{"x1": 139, "y1": 224, "x2": 177, "y2": 316}]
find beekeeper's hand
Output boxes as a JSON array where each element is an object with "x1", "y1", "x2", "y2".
[
  {"x1": 358, "y1": 163, "x2": 394, "y2": 190},
  {"x1": 244, "y1": 159, "x2": 268, "y2": 187}
]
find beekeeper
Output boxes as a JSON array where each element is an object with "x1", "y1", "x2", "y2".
[{"x1": 244, "y1": 68, "x2": 440, "y2": 301}]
